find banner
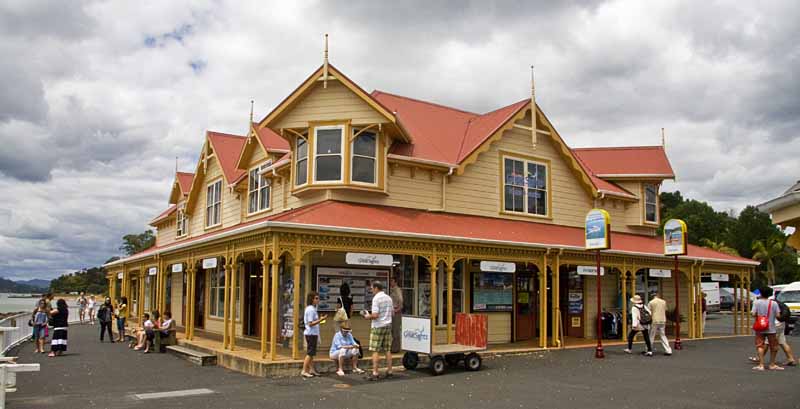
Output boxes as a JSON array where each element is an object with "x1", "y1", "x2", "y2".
[
  {"x1": 664, "y1": 219, "x2": 688, "y2": 256},
  {"x1": 585, "y1": 209, "x2": 611, "y2": 250}
]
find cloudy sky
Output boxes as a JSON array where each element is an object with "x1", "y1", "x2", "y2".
[{"x1": 1, "y1": 0, "x2": 798, "y2": 280}]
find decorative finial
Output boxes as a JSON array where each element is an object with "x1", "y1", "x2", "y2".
[
  {"x1": 175, "y1": 156, "x2": 178, "y2": 173},
  {"x1": 661, "y1": 128, "x2": 665, "y2": 148},
  {"x1": 323, "y1": 34, "x2": 329, "y2": 89},
  {"x1": 530, "y1": 65, "x2": 537, "y2": 149},
  {"x1": 250, "y1": 99, "x2": 254, "y2": 125}
]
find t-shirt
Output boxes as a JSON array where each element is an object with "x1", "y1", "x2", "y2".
[
  {"x1": 144, "y1": 319, "x2": 154, "y2": 330},
  {"x1": 117, "y1": 304, "x2": 127, "y2": 318},
  {"x1": 303, "y1": 305, "x2": 320, "y2": 336},
  {"x1": 87, "y1": 299, "x2": 96, "y2": 309},
  {"x1": 329, "y1": 331, "x2": 356, "y2": 355},
  {"x1": 390, "y1": 287, "x2": 403, "y2": 315},
  {"x1": 751, "y1": 298, "x2": 779, "y2": 334},
  {"x1": 371, "y1": 291, "x2": 393, "y2": 329}
]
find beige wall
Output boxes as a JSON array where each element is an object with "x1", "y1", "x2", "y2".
[
  {"x1": 155, "y1": 218, "x2": 176, "y2": 247},
  {"x1": 330, "y1": 165, "x2": 443, "y2": 210},
  {"x1": 273, "y1": 81, "x2": 388, "y2": 129},
  {"x1": 583, "y1": 271, "x2": 622, "y2": 339}
]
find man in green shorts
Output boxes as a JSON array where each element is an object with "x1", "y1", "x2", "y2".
[{"x1": 362, "y1": 281, "x2": 394, "y2": 380}]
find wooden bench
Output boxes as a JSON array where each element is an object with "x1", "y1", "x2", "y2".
[{"x1": 166, "y1": 346, "x2": 216, "y2": 366}]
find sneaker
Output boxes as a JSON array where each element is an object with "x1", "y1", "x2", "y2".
[
  {"x1": 353, "y1": 368, "x2": 365, "y2": 374},
  {"x1": 336, "y1": 369, "x2": 345, "y2": 376},
  {"x1": 623, "y1": 349, "x2": 632, "y2": 354},
  {"x1": 664, "y1": 352, "x2": 672, "y2": 356},
  {"x1": 301, "y1": 372, "x2": 314, "y2": 378},
  {"x1": 645, "y1": 351, "x2": 653, "y2": 357}
]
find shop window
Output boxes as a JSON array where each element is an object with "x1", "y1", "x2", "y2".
[
  {"x1": 295, "y1": 137, "x2": 308, "y2": 186},
  {"x1": 208, "y1": 260, "x2": 226, "y2": 318},
  {"x1": 351, "y1": 129, "x2": 377, "y2": 184},
  {"x1": 393, "y1": 255, "x2": 415, "y2": 315},
  {"x1": 644, "y1": 183, "x2": 658, "y2": 223},
  {"x1": 176, "y1": 206, "x2": 187, "y2": 237},
  {"x1": 205, "y1": 180, "x2": 222, "y2": 228},
  {"x1": 314, "y1": 126, "x2": 344, "y2": 182},
  {"x1": 416, "y1": 258, "x2": 464, "y2": 324},
  {"x1": 248, "y1": 162, "x2": 271, "y2": 214},
  {"x1": 503, "y1": 156, "x2": 548, "y2": 216}
]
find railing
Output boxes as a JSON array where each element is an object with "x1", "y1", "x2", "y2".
[{"x1": 1, "y1": 306, "x2": 81, "y2": 356}]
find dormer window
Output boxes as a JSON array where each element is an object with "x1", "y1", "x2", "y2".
[
  {"x1": 644, "y1": 183, "x2": 658, "y2": 223},
  {"x1": 351, "y1": 128, "x2": 377, "y2": 184},
  {"x1": 176, "y1": 207, "x2": 187, "y2": 237},
  {"x1": 314, "y1": 125, "x2": 344, "y2": 183},
  {"x1": 501, "y1": 154, "x2": 549, "y2": 217},
  {"x1": 248, "y1": 162, "x2": 271, "y2": 214},
  {"x1": 206, "y1": 179, "x2": 222, "y2": 228},
  {"x1": 295, "y1": 137, "x2": 308, "y2": 186}
]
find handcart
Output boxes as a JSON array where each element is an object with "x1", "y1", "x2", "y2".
[{"x1": 400, "y1": 313, "x2": 487, "y2": 376}]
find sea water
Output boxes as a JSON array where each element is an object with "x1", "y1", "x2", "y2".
[{"x1": 0, "y1": 293, "x2": 40, "y2": 314}]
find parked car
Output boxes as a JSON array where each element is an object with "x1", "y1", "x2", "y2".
[{"x1": 719, "y1": 291, "x2": 734, "y2": 310}]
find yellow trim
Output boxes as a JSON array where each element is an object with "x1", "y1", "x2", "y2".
[
  {"x1": 456, "y1": 104, "x2": 528, "y2": 176},
  {"x1": 235, "y1": 124, "x2": 269, "y2": 171},
  {"x1": 498, "y1": 151, "x2": 553, "y2": 219},
  {"x1": 349, "y1": 125, "x2": 380, "y2": 187},
  {"x1": 537, "y1": 108, "x2": 599, "y2": 198},
  {"x1": 245, "y1": 161, "x2": 273, "y2": 216}
]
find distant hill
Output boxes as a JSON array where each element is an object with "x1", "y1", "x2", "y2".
[
  {"x1": 13, "y1": 279, "x2": 51, "y2": 289},
  {"x1": 0, "y1": 277, "x2": 45, "y2": 293}
]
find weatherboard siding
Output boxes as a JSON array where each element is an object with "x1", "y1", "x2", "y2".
[{"x1": 272, "y1": 81, "x2": 388, "y2": 129}]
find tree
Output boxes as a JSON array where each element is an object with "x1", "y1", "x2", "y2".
[
  {"x1": 119, "y1": 230, "x2": 155, "y2": 256},
  {"x1": 752, "y1": 235, "x2": 786, "y2": 285},
  {"x1": 661, "y1": 199, "x2": 733, "y2": 246},
  {"x1": 700, "y1": 238, "x2": 740, "y2": 257},
  {"x1": 726, "y1": 206, "x2": 782, "y2": 259},
  {"x1": 659, "y1": 190, "x2": 684, "y2": 218}
]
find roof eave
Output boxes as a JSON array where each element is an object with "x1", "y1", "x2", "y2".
[{"x1": 757, "y1": 191, "x2": 800, "y2": 214}]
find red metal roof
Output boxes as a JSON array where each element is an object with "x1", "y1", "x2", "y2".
[
  {"x1": 572, "y1": 146, "x2": 675, "y2": 178},
  {"x1": 149, "y1": 204, "x2": 177, "y2": 225},
  {"x1": 252, "y1": 122, "x2": 290, "y2": 152},
  {"x1": 207, "y1": 131, "x2": 247, "y2": 184},
  {"x1": 176, "y1": 172, "x2": 194, "y2": 195}
]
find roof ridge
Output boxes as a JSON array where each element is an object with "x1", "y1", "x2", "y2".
[
  {"x1": 176, "y1": 171, "x2": 194, "y2": 176},
  {"x1": 372, "y1": 90, "x2": 478, "y2": 116},
  {"x1": 207, "y1": 130, "x2": 247, "y2": 139},
  {"x1": 573, "y1": 145, "x2": 664, "y2": 151},
  {"x1": 478, "y1": 98, "x2": 530, "y2": 117}
]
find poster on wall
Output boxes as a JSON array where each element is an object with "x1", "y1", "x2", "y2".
[
  {"x1": 471, "y1": 272, "x2": 513, "y2": 312},
  {"x1": 568, "y1": 290, "x2": 583, "y2": 314},
  {"x1": 316, "y1": 267, "x2": 389, "y2": 312}
]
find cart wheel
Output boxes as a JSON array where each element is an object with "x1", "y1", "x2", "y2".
[
  {"x1": 445, "y1": 354, "x2": 463, "y2": 366},
  {"x1": 402, "y1": 352, "x2": 419, "y2": 370},
  {"x1": 465, "y1": 353, "x2": 482, "y2": 371},
  {"x1": 430, "y1": 356, "x2": 446, "y2": 376}
]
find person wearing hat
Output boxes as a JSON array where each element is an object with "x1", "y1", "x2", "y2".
[
  {"x1": 624, "y1": 294, "x2": 653, "y2": 356},
  {"x1": 329, "y1": 322, "x2": 364, "y2": 376}
]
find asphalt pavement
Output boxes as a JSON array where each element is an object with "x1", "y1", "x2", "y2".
[{"x1": 6, "y1": 323, "x2": 799, "y2": 409}]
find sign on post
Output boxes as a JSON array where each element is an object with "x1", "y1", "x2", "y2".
[
  {"x1": 148, "y1": 267, "x2": 157, "y2": 276},
  {"x1": 117, "y1": 272, "x2": 123, "y2": 279},
  {"x1": 585, "y1": 209, "x2": 611, "y2": 250},
  {"x1": 664, "y1": 219, "x2": 688, "y2": 256},
  {"x1": 710, "y1": 273, "x2": 729, "y2": 282},
  {"x1": 172, "y1": 263, "x2": 183, "y2": 273}
]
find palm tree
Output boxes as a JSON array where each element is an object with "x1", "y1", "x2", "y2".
[
  {"x1": 700, "y1": 238, "x2": 740, "y2": 257},
  {"x1": 752, "y1": 236, "x2": 786, "y2": 285}
]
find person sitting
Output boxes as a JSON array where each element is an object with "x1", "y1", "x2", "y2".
[
  {"x1": 329, "y1": 323, "x2": 364, "y2": 376},
  {"x1": 155, "y1": 311, "x2": 177, "y2": 352},
  {"x1": 132, "y1": 313, "x2": 154, "y2": 351}
]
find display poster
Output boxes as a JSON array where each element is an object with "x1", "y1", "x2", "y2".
[
  {"x1": 577, "y1": 266, "x2": 605, "y2": 276},
  {"x1": 585, "y1": 209, "x2": 611, "y2": 250},
  {"x1": 417, "y1": 282, "x2": 431, "y2": 317},
  {"x1": 664, "y1": 219, "x2": 688, "y2": 256},
  {"x1": 710, "y1": 273, "x2": 729, "y2": 282},
  {"x1": 568, "y1": 290, "x2": 583, "y2": 314},
  {"x1": 649, "y1": 268, "x2": 671, "y2": 278},
  {"x1": 401, "y1": 316, "x2": 431, "y2": 354},
  {"x1": 472, "y1": 272, "x2": 513, "y2": 312},
  {"x1": 316, "y1": 267, "x2": 389, "y2": 312},
  {"x1": 172, "y1": 263, "x2": 183, "y2": 273}
]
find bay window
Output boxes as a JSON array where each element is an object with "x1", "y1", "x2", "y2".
[
  {"x1": 248, "y1": 162, "x2": 271, "y2": 214},
  {"x1": 503, "y1": 156, "x2": 548, "y2": 216},
  {"x1": 351, "y1": 129, "x2": 377, "y2": 184},
  {"x1": 314, "y1": 126, "x2": 344, "y2": 182},
  {"x1": 205, "y1": 180, "x2": 222, "y2": 227}
]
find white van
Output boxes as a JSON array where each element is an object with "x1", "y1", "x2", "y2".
[
  {"x1": 776, "y1": 281, "x2": 800, "y2": 317},
  {"x1": 700, "y1": 282, "x2": 721, "y2": 313}
]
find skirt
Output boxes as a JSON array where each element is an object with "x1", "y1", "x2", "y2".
[{"x1": 51, "y1": 328, "x2": 68, "y2": 352}]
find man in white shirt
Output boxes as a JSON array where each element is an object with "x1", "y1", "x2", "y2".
[{"x1": 362, "y1": 281, "x2": 393, "y2": 380}]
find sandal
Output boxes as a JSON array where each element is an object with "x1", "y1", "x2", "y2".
[
  {"x1": 353, "y1": 368, "x2": 365, "y2": 374},
  {"x1": 748, "y1": 356, "x2": 759, "y2": 363},
  {"x1": 768, "y1": 365, "x2": 785, "y2": 371},
  {"x1": 300, "y1": 372, "x2": 314, "y2": 378},
  {"x1": 365, "y1": 374, "x2": 380, "y2": 381},
  {"x1": 783, "y1": 361, "x2": 796, "y2": 367}
]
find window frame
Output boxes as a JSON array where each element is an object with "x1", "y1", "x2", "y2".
[
  {"x1": 247, "y1": 161, "x2": 272, "y2": 216},
  {"x1": 176, "y1": 205, "x2": 188, "y2": 238},
  {"x1": 312, "y1": 124, "x2": 345, "y2": 184},
  {"x1": 350, "y1": 128, "x2": 378, "y2": 186},
  {"x1": 207, "y1": 262, "x2": 225, "y2": 319},
  {"x1": 205, "y1": 179, "x2": 222, "y2": 229},
  {"x1": 500, "y1": 153, "x2": 551, "y2": 219},
  {"x1": 294, "y1": 136, "x2": 309, "y2": 187},
  {"x1": 643, "y1": 183, "x2": 659, "y2": 224}
]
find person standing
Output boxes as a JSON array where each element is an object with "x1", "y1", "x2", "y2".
[
  {"x1": 97, "y1": 297, "x2": 114, "y2": 342},
  {"x1": 115, "y1": 297, "x2": 128, "y2": 342},
  {"x1": 301, "y1": 292, "x2": 327, "y2": 378},
  {"x1": 32, "y1": 300, "x2": 49, "y2": 353},
  {"x1": 77, "y1": 292, "x2": 87, "y2": 324},
  {"x1": 389, "y1": 277, "x2": 403, "y2": 353},
  {"x1": 340, "y1": 282, "x2": 353, "y2": 319},
  {"x1": 751, "y1": 287, "x2": 782, "y2": 371},
  {"x1": 362, "y1": 281, "x2": 393, "y2": 380},
  {"x1": 48, "y1": 299, "x2": 69, "y2": 357},
  {"x1": 648, "y1": 293, "x2": 672, "y2": 356},
  {"x1": 87, "y1": 295, "x2": 96, "y2": 325},
  {"x1": 701, "y1": 292, "x2": 707, "y2": 333},
  {"x1": 624, "y1": 295, "x2": 653, "y2": 356}
]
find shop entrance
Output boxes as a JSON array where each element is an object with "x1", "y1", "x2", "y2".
[
  {"x1": 243, "y1": 261, "x2": 264, "y2": 337},
  {"x1": 194, "y1": 270, "x2": 205, "y2": 329},
  {"x1": 514, "y1": 272, "x2": 535, "y2": 341},
  {"x1": 560, "y1": 266, "x2": 584, "y2": 338}
]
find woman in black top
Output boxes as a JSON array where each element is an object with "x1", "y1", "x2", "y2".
[
  {"x1": 48, "y1": 299, "x2": 69, "y2": 357},
  {"x1": 340, "y1": 282, "x2": 353, "y2": 319}
]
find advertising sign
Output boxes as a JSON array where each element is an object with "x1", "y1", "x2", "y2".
[
  {"x1": 401, "y1": 316, "x2": 431, "y2": 355},
  {"x1": 710, "y1": 273, "x2": 729, "y2": 282},
  {"x1": 202, "y1": 257, "x2": 217, "y2": 269},
  {"x1": 117, "y1": 272, "x2": 123, "y2": 279},
  {"x1": 148, "y1": 267, "x2": 157, "y2": 276},
  {"x1": 345, "y1": 252, "x2": 394, "y2": 267},
  {"x1": 664, "y1": 219, "x2": 688, "y2": 256},
  {"x1": 471, "y1": 272, "x2": 513, "y2": 311},
  {"x1": 577, "y1": 266, "x2": 605, "y2": 276},
  {"x1": 649, "y1": 269, "x2": 672, "y2": 278},
  {"x1": 479, "y1": 261, "x2": 516, "y2": 273},
  {"x1": 172, "y1": 263, "x2": 183, "y2": 273},
  {"x1": 315, "y1": 267, "x2": 389, "y2": 311},
  {"x1": 585, "y1": 209, "x2": 611, "y2": 250}
]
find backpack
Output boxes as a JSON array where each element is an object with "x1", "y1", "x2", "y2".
[
  {"x1": 637, "y1": 306, "x2": 652, "y2": 325},
  {"x1": 775, "y1": 299, "x2": 790, "y2": 323}
]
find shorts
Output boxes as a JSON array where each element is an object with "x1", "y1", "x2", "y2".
[
  {"x1": 305, "y1": 335, "x2": 318, "y2": 357},
  {"x1": 330, "y1": 348, "x2": 358, "y2": 360},
  {"x1": 117, "y1": 317, "x2": 126, "y2": 332},
  {"x1": 369, "y1": 326, "x2": 392, "y2": 353},
  {"x1": 33, "y1": 325, "x2": 47, "y2": 340},
  {"x1": 755, "y1": 332, "x2": 778, "y2": 351},
  {"x1": 775, "y1": 323, "x2": 788, "y2": 346}
]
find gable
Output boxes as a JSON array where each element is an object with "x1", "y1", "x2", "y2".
[{"x1": 236, "y1": 123, "x2": 290, "y2": 171}]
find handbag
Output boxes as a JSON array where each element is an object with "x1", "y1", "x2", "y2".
[
  {"x1": 752, "y1": 300, "x2": 773, "y2": 332},
  {"x1": 28, "y1": 319, "x2": 33, "y2": 327}
]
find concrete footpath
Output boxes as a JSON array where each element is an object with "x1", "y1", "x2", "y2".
[{"x1": 6, "y1": 324, "x2": 799, "y2": 409}]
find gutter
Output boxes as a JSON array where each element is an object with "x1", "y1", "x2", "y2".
[
  {"x1": 387, "y1": 153, "x2": 456, "y2": 169},
  {"x1": 427, "y1": 166, "x2": 457, "y2": 212},
  {"x1": 757, "y1": 191, "x2": 800, "y2": 214}
]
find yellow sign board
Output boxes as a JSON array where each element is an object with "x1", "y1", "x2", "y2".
[{"x1": 571, "y1": 317, "x2": 581, "y2": 327}]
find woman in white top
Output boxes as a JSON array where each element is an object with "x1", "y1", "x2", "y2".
[
  {"x1": 87, "y1": 295, "x2": 96, "y2": 325},
  {"x1": 624, "y1": 295, "x2": 653, "y2": 356},
  {"x1": 301, "y1": 291, "x2": 327, "y2": 378}
]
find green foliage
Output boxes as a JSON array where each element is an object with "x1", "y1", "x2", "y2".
[
  {"x1": 727, "y1": 206, "x2": 782, "y2": 259},
  {"x1": 49, "y1": 266, "x2": 108, "y2": 295},
  {"x1": 752, "y1": 235, "x2": 787, "y2": 285},
  {"x1": 700, "y1": 239, "x2": 740, "y2": 257},
  {"x1": 660, "y1": 196, "x2": 733, "y2": 246},
  {"x1": 119, "y1": 230, "x2": 155, "y2": 256}
]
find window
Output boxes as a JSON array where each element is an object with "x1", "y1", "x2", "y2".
[
  {"x1": 314, "y1": 126, "x2": 344, "y2": 182},
  {"x1": 351, "y1": 129, "x2": 377, "y2": 184},
  {"x1": 644, "y1": 183, "x2": 658, "y2": 223},
  {"x1": 248, "y1": 162, "x2": 271, "y2": 214},
  {"x1": 295, "y1": 137, "x2": 308, "y2": 186},
  {"x1": 416, "y1": 257, "x2": 464, "y2": 324},
  {"x1": 206, "y1": 180, "x2": 221, "y2": 227},
  {"x1": 208, "y1": 261, "x2": 225, "y2": 318},
  {"x1": 503, "y1": 156, "x2": 548, "y2": 216},
  {"x1": 176, "y1": 207, "x2": 187, "y2": 237}
]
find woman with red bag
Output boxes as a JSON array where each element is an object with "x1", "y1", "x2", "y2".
[{"x1": 751, "y1": 287, "x2": 782, "y2": 371}]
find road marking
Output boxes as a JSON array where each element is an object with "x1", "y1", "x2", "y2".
[{"x1": 133, "y1": 388, "x2": 215, "y2": 400}]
